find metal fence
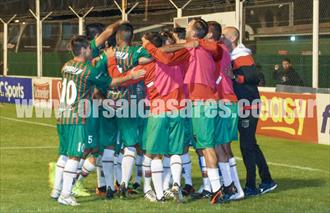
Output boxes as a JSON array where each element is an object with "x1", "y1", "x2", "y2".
[{"x1": 243, "y1": 0, "x2": 330, "y2": 88}]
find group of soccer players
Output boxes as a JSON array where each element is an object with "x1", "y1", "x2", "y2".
[{"x1": 50, "y1": 18, "x2": 277, "y2": 206}]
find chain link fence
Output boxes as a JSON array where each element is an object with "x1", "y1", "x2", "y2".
[{"x1": 244, "y1": 0, "x2": 330, "y2": 88}]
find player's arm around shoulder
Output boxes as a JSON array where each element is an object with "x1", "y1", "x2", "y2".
[
  {"x1": 199, "y1": 39, "x2": 223, "y2": 61},
  {"x1": 142, "y1": 39, "x2": 189, "y2": 65},
  {"x1": 105, "y1": 47, "x2": 146, "y2": 87},
  {"x1": 87, "y1": 56, "x2": 112, "y2": 89},
  {"x1": 134, "y1": 45, "x2": 154, "y2": 65}
]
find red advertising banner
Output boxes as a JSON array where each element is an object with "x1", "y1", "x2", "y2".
[
  {"x1": 257, "y1": 92, "x2": 318, "y2": 143},
  {"x1": 51, "y1": 79, "x2": 62, "y2": 101}
]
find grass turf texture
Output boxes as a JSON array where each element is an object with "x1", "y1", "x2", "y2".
[{"x1": 0, "y1": 103, "x2": 329, "y2": 213}]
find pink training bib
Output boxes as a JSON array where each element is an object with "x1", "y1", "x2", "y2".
[
  {"x1": 153, "y1": 62, "x2": 184, "y2": 97},
  {"x1": 218, "y1": 45, "x2": 235, "y2": 97},
  {"x1": 184, "y1": 47, "x2": 216, "y2": 89}
]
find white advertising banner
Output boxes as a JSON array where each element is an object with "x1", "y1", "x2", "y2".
[
  {"x1": 316, "y1": 93, "x2": 330, "y2": 145},
  {"x1": 32, "y1": 78, "x2": 52, "y2": 107}
]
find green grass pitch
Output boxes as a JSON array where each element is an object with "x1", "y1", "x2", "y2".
[{"x1": 0, "y1": 103, "x2": 329, "y2": 213}]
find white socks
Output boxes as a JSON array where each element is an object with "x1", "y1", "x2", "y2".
[
  {"x1": 142, "y1": 155, "x2": 152, "y2": 193},
  {"x1": 181, "y1": 153, "x2": 192, "y2": 186},
  {"x1": 207, "y1": 168, "x2": 221, "y2": 193},
  {"x1": 121, "y1": 147, "x2": 136, "y2": 187},
  {"x1": 61, "y1": 159, "x2": 79, "y2": 196},
  {"x1": 54, "y1": 155, "x2": 68, "y2": 192},
  {"x1": 229, "y1": 157, "x2": 243, "y2": 194},
  {"x1": 170, "y1": 155, "x2": 182, "y2": 186},
  {"x1": 162, "y1": 156, "x2": 171, "y2": 190},
  {"x1": 78, "y1": 158, "x2": 96, "y2": 181},
  {"x1": 200, "y1": 156, "x2": 212, "y2": 192},
  {"x1": 115, "y1": 153, "x2": 123, "y2": 184},
  {"x1": 102, "y1": 149, "x2": 115, "y2": 190},
  {"x1": 151, "y1": 159, "x2": 164, "y2": 200},
  {"x1": 77, "y1": 159, "x2": 85, "y2": 179},
  {"x1": 135, "y1": 154, "x2": 143, "y2": 185},
  {"x1": 96, "y1": 156, "x2": 106, "y2": 188},
  {"x1": 219, "y1": 162, "x2": 233, "y2": 187}
]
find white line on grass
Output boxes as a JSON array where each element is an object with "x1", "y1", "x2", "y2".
[
  {"x1": 0, "y1": 116, "x2": 56, "y2": 128},
  {"x1": 235, "y1": 157, "x2": 329, "y2": 174},
  {"x1": 1, "y1": 116, "x2": 329, "y2": 174}
]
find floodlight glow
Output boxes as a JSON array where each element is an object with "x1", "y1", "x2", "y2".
[{"x1": 290, "y1": 36, "x2": 296, "y2": 41}]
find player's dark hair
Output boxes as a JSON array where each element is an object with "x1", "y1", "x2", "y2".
[
  {"x1": 117, "y1": 23, "x2": 134, "y2": 43},
  {"x1": 107, "y1": 32, "x2": 117, "y2": 47},
  {"x1": 172, "y1": 27, "x2": 186, "y2": 40},
  {"x1": 207, "y1": 21, "x2": 222, "y2": 41},
  {"x1": 85, "y1": 23, "x2": 105, "y2": 41},
  {"x1": 192, "y1": 18, "x2": 208, "y2": 39},
  {"x1": 161, "y1": 31, "x2": 176, "y2": 45},
  {"x1": 282, "y1": 58, "x2": 291, "y2": 63},
  {"x1": 144, "y1": 32, "x2": 163, "y2": 48},
  {"x1": 70, "y1": 35, "x2": 90, "y2": 57}
]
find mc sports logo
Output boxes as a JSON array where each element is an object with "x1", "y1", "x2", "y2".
[{"x1": 0, "y1": 80, "x2": 25, "y2": 102}]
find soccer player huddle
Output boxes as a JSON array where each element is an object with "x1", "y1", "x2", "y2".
[{"x1": 50, "y1": 18, "x2": 277, "y2": 206}]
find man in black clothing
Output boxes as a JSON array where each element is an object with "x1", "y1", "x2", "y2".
[
  {"x1": 222, "y1": 26, "x2": 277, "y2": 197},
  {"x1": 273, "y1": 58, "x2": 304, "y2": 86}
]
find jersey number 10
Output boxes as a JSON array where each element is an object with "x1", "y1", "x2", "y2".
[{"x1": 60, "y1": 78, "x2": 77, "y2": 106}]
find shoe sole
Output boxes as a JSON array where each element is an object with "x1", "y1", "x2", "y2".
[
  {"x1": 260, "y1": 184, "x2": 278, "y2": 195},
  {"x1": 58, "y1": 199, "x2": 80, "y2": 206},
  {"x1": 210, "y1": 192, "x2": 222, "y2": 205},
  {"x1": 59, "y1": 202, "x2": 80, "y2": 206}
]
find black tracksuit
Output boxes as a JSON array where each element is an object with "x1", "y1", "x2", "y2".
[{"x1": 232, "y1": 53, "x2": 273, "y2": 189}]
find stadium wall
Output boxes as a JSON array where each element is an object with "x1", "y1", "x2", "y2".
[{"x1": 0, "y1": 76, "x2": 329, "y2": 145}]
